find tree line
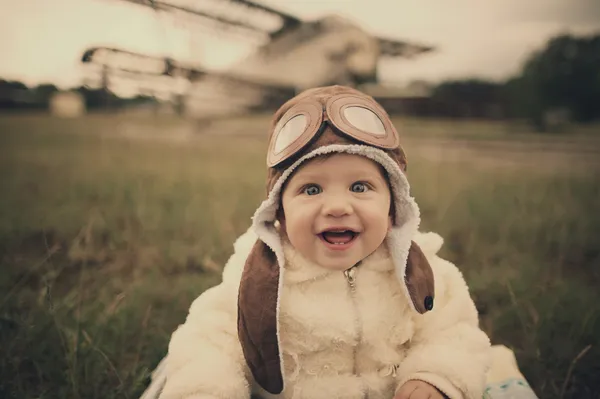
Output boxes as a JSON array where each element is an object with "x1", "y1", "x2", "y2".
[
  {"x1": 425, "y1": 33, "x2": 600, "y2": 129},
  {"x1": 0, "y1": 81, "x2": 156, "y2": 111}
]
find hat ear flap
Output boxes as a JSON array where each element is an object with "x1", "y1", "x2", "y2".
[
  {"x1": 237, "y1": 239, "x2": 284, "y2": 394},
  {"x1": 405, "y1": 240, "x2": 435, "y2": 314}
]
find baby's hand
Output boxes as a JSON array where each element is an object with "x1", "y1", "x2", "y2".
[{"x1": 394, "y1": 380, "x2": 445, "y2": 399}]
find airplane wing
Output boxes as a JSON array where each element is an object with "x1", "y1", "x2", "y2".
[
  {"x1": 376, "y1": 36, "x2": 435, "y2": 58},
  {"x1": 81, "y1": 46, "x2": 296, "y2": 117},
  {"x1": 113, "y1": 0, "x2": 301, "y2": 40}
]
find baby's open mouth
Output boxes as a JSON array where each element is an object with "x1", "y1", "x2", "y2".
[{"x1": 319, "y1": 230, "x2": 358, "y2": 245}]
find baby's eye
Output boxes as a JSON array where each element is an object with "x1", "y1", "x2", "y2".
[
  {"x1": 351, "y1": 182, "x2": 368, "y2": 193},
  {"x1": 303, "y1": 184, "x2": 322, "y2": 195}
]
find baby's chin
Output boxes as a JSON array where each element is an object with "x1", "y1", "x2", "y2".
[{"x1": 311, "y1": 256, "x2": 361, "y2": 271}]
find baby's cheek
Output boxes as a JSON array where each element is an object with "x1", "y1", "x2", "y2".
[
  {"x1": 293, "y1": 212, "x2": 314, "y2": 230},
  {"x1": 287, "y1": 219, "x2": 314, "y2": 250}
]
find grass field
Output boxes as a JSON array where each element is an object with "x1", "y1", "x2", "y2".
[{"x1": 1, "y1": 113, "x2": 599, "y2": 399}]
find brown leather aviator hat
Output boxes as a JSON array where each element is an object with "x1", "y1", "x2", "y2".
[{"x1": 237, "y1": 85, "x2": 435, "y2": 394}]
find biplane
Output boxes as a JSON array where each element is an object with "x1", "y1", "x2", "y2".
[{"x1": 82, "y1": 0, "x2": 434, "y2": 117}]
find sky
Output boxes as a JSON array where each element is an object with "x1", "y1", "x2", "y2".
[{"x1": 1, "y1": 0, "x2": 599, "y2": 89}]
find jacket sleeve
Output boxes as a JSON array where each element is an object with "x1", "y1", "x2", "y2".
[
  {"x1": 159, "y1": 229, "x2": 257, "y2": 399},
  {"x1": 395, "y1": 233, "x2": 492, "y2": 399}
]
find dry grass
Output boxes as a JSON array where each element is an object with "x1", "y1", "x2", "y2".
[{"x1": 0, "y1": 113, "x2": 599, "y2": 399}]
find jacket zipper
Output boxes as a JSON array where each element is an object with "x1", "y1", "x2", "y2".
[{"x1": 344, "y1": 265, "x2": 367, "y2": 399}]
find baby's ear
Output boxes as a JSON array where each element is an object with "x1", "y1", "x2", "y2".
[
  {"x1": 275, "y1": 207, "x2": 287, "y2": 235},
  {"x1": 387, "y1": 215, "x2": 393, "y2": 232},
  {"x1": 275, "y1": 206, "x2": 285, "y2": 224},
  {"x1": 388, "y1": 194, "x2": 397, "y2": 225}
]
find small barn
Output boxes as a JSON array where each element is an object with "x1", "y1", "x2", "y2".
[{"x1": 49, "y1": 91, "x2": 86, "y2": 118}]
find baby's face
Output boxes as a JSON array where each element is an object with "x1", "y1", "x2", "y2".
[{"x1": 280, "y1": 153, "x2": 392, "y2": 271}]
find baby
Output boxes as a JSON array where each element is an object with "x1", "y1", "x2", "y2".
[{"x1": 157, "y1": 85, "x2": 492, "y2": 399}]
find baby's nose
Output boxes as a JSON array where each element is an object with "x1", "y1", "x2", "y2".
[{"x1": 322, "y1": 196, "x2": 353, "y2": 217}]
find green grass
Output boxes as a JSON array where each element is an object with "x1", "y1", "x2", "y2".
[{"x1": 0, "y1": 114, "x2": 599, "y2": 398}]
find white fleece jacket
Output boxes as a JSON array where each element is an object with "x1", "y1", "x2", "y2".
[{"x1": 159, "y1": 228, "x2": 491, "y2": 399}]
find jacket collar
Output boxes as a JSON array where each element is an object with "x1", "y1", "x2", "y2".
[{"x1": 281, "y1": 239, "x2": 395, "y2": 285}]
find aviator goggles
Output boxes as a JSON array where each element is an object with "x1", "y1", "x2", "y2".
[{"x1": 267, "y1": 93, "x2": 401, "y2": 167}]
